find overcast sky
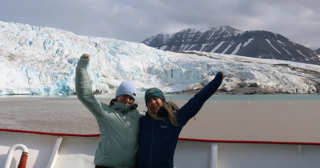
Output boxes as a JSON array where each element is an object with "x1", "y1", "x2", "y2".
[{"x1": 0, "y1": 0, "x2": 319, "y2": 50}]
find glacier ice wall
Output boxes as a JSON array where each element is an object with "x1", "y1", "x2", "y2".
[{"x1": 0, "y1": 21, "x2": 320, "y2": 95}]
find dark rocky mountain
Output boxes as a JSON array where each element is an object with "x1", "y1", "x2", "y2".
[
  {"x1": 315, "y1": 48, "x2": 320, "y2": 54},
  {"x1": 142, "y1": 26, "x2": 320, "y2": 65}
]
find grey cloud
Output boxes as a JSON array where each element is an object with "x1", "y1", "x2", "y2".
[{"x1": 0, "y1": 0, "x2": 319, "y2": 49}]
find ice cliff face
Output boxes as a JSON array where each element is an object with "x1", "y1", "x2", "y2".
[{"x1": 0, "y1": 21, "x2": 320, "y2": 95}]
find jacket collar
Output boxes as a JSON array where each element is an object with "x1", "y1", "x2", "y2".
[{"x1": 112, "y1": 102, "x2": 138, "y2": 113}]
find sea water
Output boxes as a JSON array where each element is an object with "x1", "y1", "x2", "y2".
[{"x1": 0, "y1": 93, "x2": 319, "y2": 133}]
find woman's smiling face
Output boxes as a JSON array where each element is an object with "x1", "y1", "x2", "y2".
[{"x1": 147, "y1": 97, "x2": 164, "y2": 114}]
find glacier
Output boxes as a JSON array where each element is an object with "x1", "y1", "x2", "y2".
[{"x1": 0, "y1": 21, "x2": 320, "y2": 95}]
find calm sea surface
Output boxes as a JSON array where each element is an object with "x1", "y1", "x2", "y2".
[
  {"x1": 0, "y1": 93, "x2": 319, "y2": 133},
  {"x1": 1, "y1": 94, "x2": 320, "y2": 101}
]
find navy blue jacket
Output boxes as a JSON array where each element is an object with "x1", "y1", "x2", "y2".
[{"x1": 136, "y1": 72, "x2": 223, "y2": 168}]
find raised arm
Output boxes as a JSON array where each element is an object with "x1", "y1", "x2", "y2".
[
  {"x1": 75, "y1": 54, "x2": 105, "y2": 120},
  {"x1": 177, "y1": 72, "x2": 224, "y2": 126}
]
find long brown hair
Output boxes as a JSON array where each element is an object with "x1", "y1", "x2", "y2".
[{"x1": 147, "y1": 101, "x2": 179, "y2": 127}]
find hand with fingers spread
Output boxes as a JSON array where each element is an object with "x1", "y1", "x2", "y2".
[
  {"x1": 219, "y1": 71, "x2": 225, "y2": 79},
  {"x1": 82, "y1": 54, "x2": 90, "y2": 58}
]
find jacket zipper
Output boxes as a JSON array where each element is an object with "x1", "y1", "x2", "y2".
[
  {"x1": 123, "y1": 114, "x2": 128, "y2": 166},
  {"x1": 149, "y1": 121, "x2": 154, "y2": 168}
]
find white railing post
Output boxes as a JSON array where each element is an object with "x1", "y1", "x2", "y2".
[
  {"x1": 298, "y1": 145, "x2": 302, "y2": 153},
  {"x1": 46, "y1": 136, "x2": 63, "y2": 168},
  {"x1": 4, "y1": 144, "x2": 29, "y2": 168},
  {"x1": 210, "y1": 143, "x2": 218, "y2": 168}
]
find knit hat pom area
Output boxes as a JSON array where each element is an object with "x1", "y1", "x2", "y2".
[
  {"x1": 115, "y1": 81, "x2": 137, "y2": 101},
  {"x1": 144, "y1": 88, "x2": 166, "y2": 104}
]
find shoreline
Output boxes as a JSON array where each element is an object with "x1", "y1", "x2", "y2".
[
  {"x1": 167, "y1": 87, "x2": 320, "y2": 95},
  {"x1": 1, "y1": 91, "x2": 320, "y2": 97},
  {"x1": 2, "y1": 84, "x2": 320, "y2": 97}
]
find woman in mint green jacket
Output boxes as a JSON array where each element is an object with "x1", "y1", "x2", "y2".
[{"x1": 76, "y1": 54, "x2": 141, "y2": 168}]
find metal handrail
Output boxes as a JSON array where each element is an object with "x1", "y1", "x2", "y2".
[{"x1": 3, "y1": 144, "x2": 29, "y2": 168}]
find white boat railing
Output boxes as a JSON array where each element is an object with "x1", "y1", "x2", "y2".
[
  {"x1": 4, "y1": 144, "x2": 29, "y2": 168},
  {"x1": 46, "y1": 136, "x2": 63, "y2": 168},
  {"x1": 210, "y1": 143, "x2": 218, "y2": 168},
  {"x1": 2, "y1": 129, "x2": 320, "y2": 168}
]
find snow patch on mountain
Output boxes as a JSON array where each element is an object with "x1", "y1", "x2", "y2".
[
  {"x1": 265, "y1": 39, "x2": 281, "y2": 54},
  {"x1": 231, "y1": 43, "x2": 242, "y2": 55},
  {"x1": 211, "y1": 42, "x2": 225, "y2": 52},
  {"x1": 243, "y1": 38, "x2": 254, "y2": 47}
]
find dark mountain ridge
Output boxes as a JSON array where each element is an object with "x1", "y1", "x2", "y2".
[{"x1": 142, "y1": 26, "x2": 320, "y2": 65}]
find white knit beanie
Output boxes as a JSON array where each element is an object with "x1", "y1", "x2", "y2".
[{"x1": 115, "y1": 81, "x2": 137, "y2": 101}]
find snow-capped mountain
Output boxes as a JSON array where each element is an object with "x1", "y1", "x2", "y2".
[
  {"x1": 1, "y1": 21, "x2": 320, "y2": 95},
  {"x1": 142, "y1": 26, "x2": 320, "y2": 65}
]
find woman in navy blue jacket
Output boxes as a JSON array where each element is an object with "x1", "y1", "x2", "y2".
[{"x1": 136, "y1": 72, "x2": 225, "y2": 168}]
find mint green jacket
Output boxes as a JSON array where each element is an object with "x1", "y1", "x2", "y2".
[{"x1": 75, "y1": 55, "x2": 141, "y2": 168}]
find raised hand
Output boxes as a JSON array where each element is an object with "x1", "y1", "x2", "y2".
[
  {"x1": 219, "y1": 71, "x2": 225, "y2": 79},
  {"x1": 83, "y1": 54, "x2": 90, "y2": 58}
]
